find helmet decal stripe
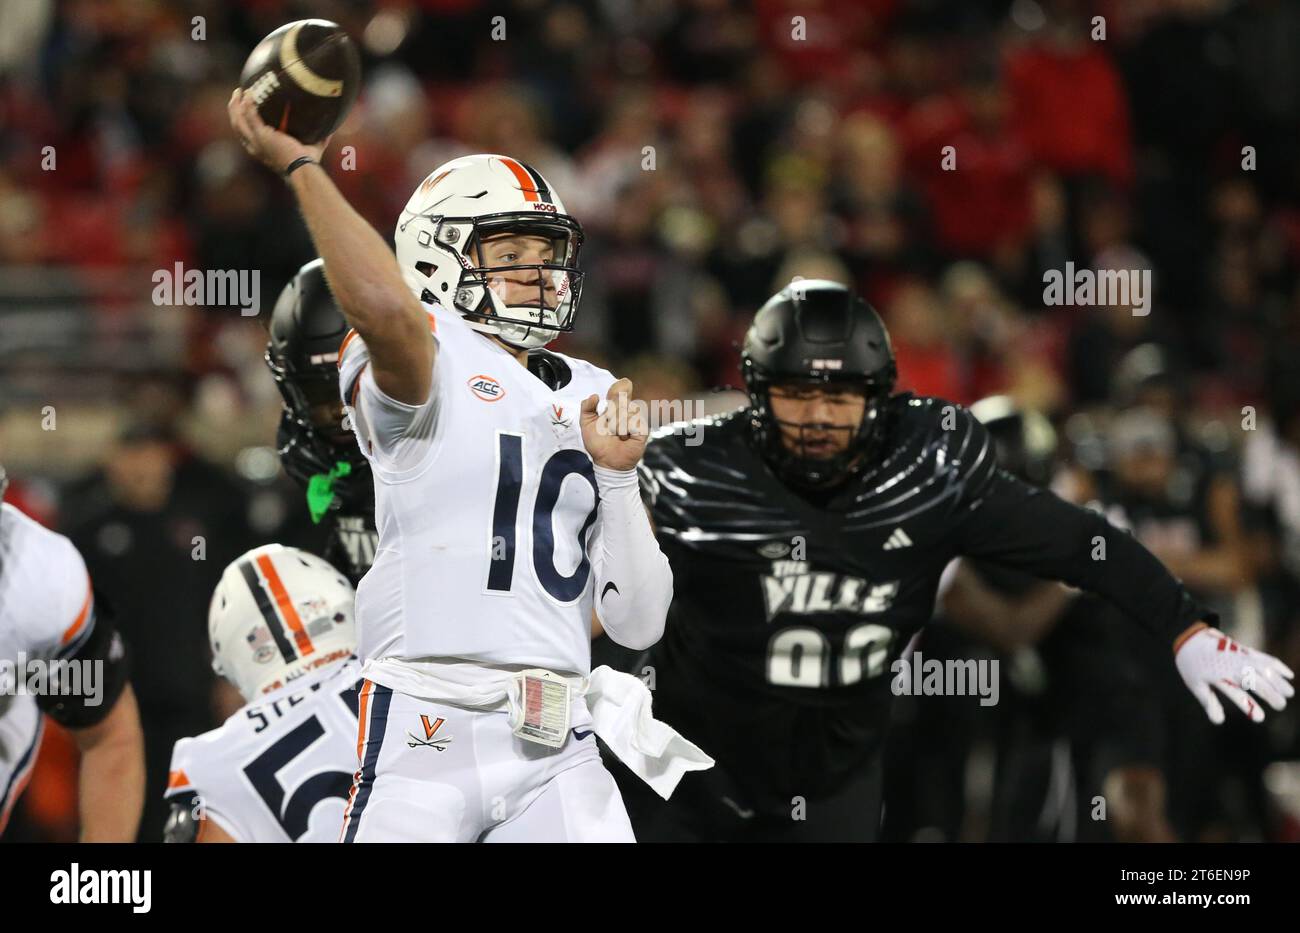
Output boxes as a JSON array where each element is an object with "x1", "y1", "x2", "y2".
[
  {"x1": 237, "y1": 559, "x2": 297, "y2": 663},
  {"x1": 519, "y1": 162, "x2": 553, "y2": 204},
  {"x1": 498, "y1": 157, "x2": 540, "y2": 203},
  {"x1": 255, "y1": 553, "x2": 316, "y2": 657}
]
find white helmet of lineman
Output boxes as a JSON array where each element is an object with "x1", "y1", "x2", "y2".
[
  {"x1": 393, "y1": 153, "x2": 584, "y2": 350},
  {"x1": 208, "y1": 544, "x2": 356, "y2": 702}
]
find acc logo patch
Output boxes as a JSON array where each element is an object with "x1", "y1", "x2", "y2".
[
  {"x1": 758, "y1": 540, "x2": 791, "y2": 559},
  {"x1": 468, "y1": 374, "x2": 506, "y2": 402}
]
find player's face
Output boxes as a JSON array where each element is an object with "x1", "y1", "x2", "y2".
[
  {"x1": 310, "y1": 399, "x2": 349, "y2": 443},
  {"x1": 768, "y1": 384, "x2": 868, "y2": 459},
  {"x1": 478, "y1": 232, "x2": 560, "y2": 310},
  {"x1": 300, "y1": 377, "x2": 351, "y2": 445}
]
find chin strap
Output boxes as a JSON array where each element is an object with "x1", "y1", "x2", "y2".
[
  {"x1": 306, "y1": 461, "x2": 353, "y2": 523},
  {"x1": 460, "y1": 287, "x2": 560, "y2": 350}
]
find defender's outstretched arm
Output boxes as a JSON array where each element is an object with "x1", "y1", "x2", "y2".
[{"x1": 956, "y1": 465, "x2": 1294, "y2": 723}]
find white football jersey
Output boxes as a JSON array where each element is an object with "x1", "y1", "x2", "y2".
[
  {"x1": 0, "y1": 503, "x2": 96, "y2": 830},
  {"x1": 165, "y1": 659, "x2": 362, "y2": 843},
  {"x1": 338, "y1": 300, "x2": 616, "y2": 675}
]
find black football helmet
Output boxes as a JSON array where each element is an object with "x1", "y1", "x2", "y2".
[
  {"x1": 968, "y1": 395, "x2": 1058, "y2": 487},
  {"x1": 266, "y1": 259, "x2": 369, "y2": 516},
  {"x1": 741, "y1": 280, "x2": 897, "y2": 487}
]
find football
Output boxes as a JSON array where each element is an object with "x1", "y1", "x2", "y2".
[{"x1": 238, "y1": 19, "x2": 360, "y2": 144}]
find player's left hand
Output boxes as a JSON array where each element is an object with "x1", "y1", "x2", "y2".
[
  {"x1": 1174, "y1": 623, "x2": 1294, "y2": 724},
  {"x1": 581, "y1": 378, "x2": 649, "y2": 472}
]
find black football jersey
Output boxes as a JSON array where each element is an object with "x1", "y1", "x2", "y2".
[
  {"x1": 275, "y1": 415, "x2": 377, "y2": 586},
  {"x1": 323, "y1": 508, "x2": 378, "y2": 586},
  {"x1": 639, "y1": 395, "x2": 1211, "y2": 811}
]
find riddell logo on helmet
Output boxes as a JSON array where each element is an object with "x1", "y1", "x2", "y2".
[{"x1": 468, "y1": 374, "x2": 506, "y2": 402}]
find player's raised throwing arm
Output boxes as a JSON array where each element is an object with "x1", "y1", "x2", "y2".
[{"x1": 228, "y1": 90, "x2": 432, "y2": 405}]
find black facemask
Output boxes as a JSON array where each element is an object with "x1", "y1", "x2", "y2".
[{"x1": 749, "y1": 382, "x2": 893, "y2": 489}]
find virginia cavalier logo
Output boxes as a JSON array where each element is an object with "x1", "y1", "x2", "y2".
[
  {"x1": 468, "y1": 374, "x2": 506, "y2": 402},
  {"x1": 407, "y1": 714, "x2": 452, "y2": 750}
]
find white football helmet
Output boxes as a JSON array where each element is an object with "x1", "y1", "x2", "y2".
[
  {"x1": 208, "y1": 544, "x2": 356, "y2": 702},
  {"x1": 394, "y1": 153, "x2": 584, "y2": 350}
]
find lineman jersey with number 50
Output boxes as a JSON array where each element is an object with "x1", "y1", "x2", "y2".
[
  {"x1": 166, "y1": 660, "x2": 361, "y2": 843},
  {"x1": 338, "y1": 301, "x2": 616, "y2": 675}
]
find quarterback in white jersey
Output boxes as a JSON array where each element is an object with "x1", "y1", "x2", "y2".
[
  {"x1": 164, "y1": 544, "x2": 361, "y2": 843},
  {"x1": 0, "y1": 467, "x2": 144, "y2": 841},
  {"x1": 338, "y1": 290, "x2": 625, "y2": 671},
  {"x1": 230, "y1": 92, "x2": 710, "y2": 842}
]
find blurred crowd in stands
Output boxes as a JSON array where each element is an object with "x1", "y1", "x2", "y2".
[{"x1": 3, "y1": 0, "x2": 1300, "y2": 840}]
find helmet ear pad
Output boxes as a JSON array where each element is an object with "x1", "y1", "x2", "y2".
[{"x1": 407, "y1": 220, "x2": 477, "y2": 305}]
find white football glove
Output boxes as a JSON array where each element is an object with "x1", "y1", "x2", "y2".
[{"x1": 1174, "y1": 624, "x2": 1295, "y2": 724}]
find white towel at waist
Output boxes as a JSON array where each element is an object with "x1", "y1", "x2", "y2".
[{"x1": 360, "y1": 656, "x2": 714, "y2": 800}]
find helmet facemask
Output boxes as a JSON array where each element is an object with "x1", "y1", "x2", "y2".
[
  {"x1": 401, "y1": 211, "x2": 584, "y2": 350},
  {"x1": 746, "y1": 372, "x2": 894, "y2": 489}
]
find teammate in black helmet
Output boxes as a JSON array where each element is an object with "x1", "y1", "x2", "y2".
[
  {"x1": 267, "y1": 259, "x2": 379, "y2": 584},
  {"x1": 611, "y1": 279, "x2": 1292, "y2": 842}
]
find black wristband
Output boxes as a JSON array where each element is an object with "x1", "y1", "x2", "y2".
[{"x1": 284, "y1": 156, "x2": 317, "y2": 177}]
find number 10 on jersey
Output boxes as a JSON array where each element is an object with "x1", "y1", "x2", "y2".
[{"x1": 487, "y1": 431, "x2": 600, "y2": 603}]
